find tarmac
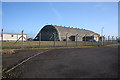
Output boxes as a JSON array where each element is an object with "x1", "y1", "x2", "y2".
[{"x1": 3, "y1": 46, "x2": 118, "y2": 78}]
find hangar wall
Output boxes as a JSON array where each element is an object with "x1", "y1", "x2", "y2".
[{"x1": 34, "y1": 25, "x2": 100, "y2": 41}]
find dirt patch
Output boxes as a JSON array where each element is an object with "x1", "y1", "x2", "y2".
[{"x1": 2, "y1": 49, "x2": 16, "y2": 54}]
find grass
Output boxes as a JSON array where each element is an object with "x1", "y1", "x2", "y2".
[
  {"x1": 2, "y1": 68, "x2": 8, "y2": 72},
  {"x1": 1, "y1": 41, "x2": 119, "y2": 54},
  {"x1": 105, "y1": 43, "x2": 120, "y2": 47},
  {"x1": 2, "y1": 41, "x2": 101, "y2": 48}
]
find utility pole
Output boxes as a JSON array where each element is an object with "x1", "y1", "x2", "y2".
[{"x1": 101, "y1": 27, "x2": 104, "y2": 36}]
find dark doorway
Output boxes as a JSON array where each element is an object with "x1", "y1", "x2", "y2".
[
  {"x1": 82, "y1": 36, "x2": 94, "y2": 41},
  {"x1": 69, "y1": 36, "x2": 75, "y2": 41}
]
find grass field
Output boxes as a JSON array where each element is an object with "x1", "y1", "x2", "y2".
[
  {"x1": 2, "y1": 40, "x2": 118, "y2": 49},
  {"x1": 1, "y1": 41, "x2": 119, "y2": 54}
]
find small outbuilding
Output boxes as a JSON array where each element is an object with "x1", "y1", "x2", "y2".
[{"x1": 0, "y1": 33, "x2": 28, "y2": 41}]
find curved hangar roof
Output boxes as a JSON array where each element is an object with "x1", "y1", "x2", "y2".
[{"x1": 34, "y1": 25, "x2": 100, "y2": 41}]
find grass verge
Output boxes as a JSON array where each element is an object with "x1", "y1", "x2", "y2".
[{"x1": 2, "y1": 43, "x2": 119, "y2": 54}]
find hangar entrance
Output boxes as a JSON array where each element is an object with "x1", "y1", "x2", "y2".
[
  {"x1": 69, "y1": 36, "x2": 75, "y2": 41},
  {"x1": 82, "y1": 36, "x2": 94, "y2": 41},
  {"x1": 34, "y1": 25, "x2": 59, "y2": 41}
]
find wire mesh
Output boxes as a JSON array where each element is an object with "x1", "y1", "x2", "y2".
[{"x1": 1, "y1": 30, "x2": 119, "y2": 49}]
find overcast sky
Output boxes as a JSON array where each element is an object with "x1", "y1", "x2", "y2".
[{"x1": 2, "y1": 2, "x2": 118, "y2": 38}]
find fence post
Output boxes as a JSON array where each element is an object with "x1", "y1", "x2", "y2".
[
  {"x1": 76, "y1": 34, "x2": 78, "y2": 46},
  {"x1": 21, "y1": 30, "x2": 24, "y2": 48},
  {"x1": 103, "y1": 35, "x2": 105, "y2": 45},
  {"x1": 98, "y1": 36, "x2": 100, "y2": 46},
  {"x1": 112, "y1": 36, "x2": 114, "y2": 44},
  {"x1": 92, "y1": 35, "x2": 94, "y2": 46},
  {"x1": 101, "y1": 36, "x2": 104, "y2": 46},
  {"x1": 1, "y1": 29, "x2": 3, "y2": 48},
  {"x1": 116, "y1": 37, "x2": 117, "y2": 41},
  {"x1": 85, "y1": 34, "x2": 87, "y2": 46},
  {"x1": 108, "y1": 36, "x2": 110, "y2": 44},
  {"x1": 108, "y1": 36, "x2": 109, "y2": 41},
  {"x1": 116, "y1": 37, "x2": 118, "y2": 43},
  {"x1": 95, "y1": 36, "x2": 97, "y2": 45},
  {"x1": 53, "y1": 33, "x2": 55, "y2": 47},
  {"x1": 66, "y1": 33, "x2": 68, "y2": 47},
  {"x1": 39, "y1": 32, "x2": 41, "y2": 47}
]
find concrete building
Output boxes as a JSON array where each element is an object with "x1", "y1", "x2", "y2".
[
  {"x1": 34, "y1": 25, "x2": 100, "y2": 41},
  {"x1": 0, "y1": 33, "x2": 28, "y2": 41}
]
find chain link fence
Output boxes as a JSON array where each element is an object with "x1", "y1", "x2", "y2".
[{"x1": 1, "y1": 30, "x2": 119, "y2": 49}]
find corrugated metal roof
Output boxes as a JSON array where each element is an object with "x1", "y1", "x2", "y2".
[{"x1": 51, "y1": 25, "x2": 100, "y2": 36}]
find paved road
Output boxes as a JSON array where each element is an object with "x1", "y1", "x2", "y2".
[
  {"x1": 2, "y1": 49, "x2": 49, "y2": 68},
  {"x1": 9, "y1": 47, "x2": 118, "y2": 78}
]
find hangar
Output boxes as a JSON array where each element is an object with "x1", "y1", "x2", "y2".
[{"x1": 34, "y1": 25, "x2": 100, "y2": 41}]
